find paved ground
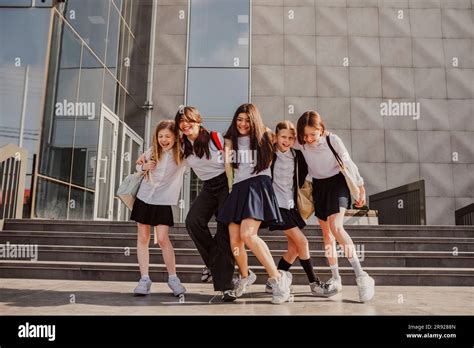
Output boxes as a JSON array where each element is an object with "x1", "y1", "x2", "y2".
[{"x1": 0, "y1": 278, "x2": 472, "y2": 315}]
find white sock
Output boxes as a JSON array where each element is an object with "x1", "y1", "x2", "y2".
[
  {"x1": 349, "y1": 258, "x2": 364, "y2": 278},
  {"x1": 141, "y1": 275, "x2": 150, "y2": 280},
  {"x1": 168, "y1": 274, "x2": 177, "y2": 279},
  {"x1": 329, "y1": 264, "x2": 340, "y2": 279}
]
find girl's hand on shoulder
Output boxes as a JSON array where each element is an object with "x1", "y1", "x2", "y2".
[
  {"x1": 142, "y1": 161, "x2": 156, "y2": 171},
  {"x1": 136, "y1": 153, "x2": 146, "y2": 165}
]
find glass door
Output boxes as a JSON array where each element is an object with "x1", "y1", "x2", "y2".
[
  {"x1": 116, "y1": 125, "x2": 143, "y2": 221},
  {"x1": 94, "y1": 105, "x2": 119, "y2": 220}
]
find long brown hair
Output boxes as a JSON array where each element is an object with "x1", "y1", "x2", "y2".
[
  {"x1": 296, "y1": 111, "x2": 326, "y2": 145},
  {"x1": 224, "y1": 103, "x2": 273, "y2": 174},
  {"x1": 174, "y1": 106, "x2": 212, "y2": 159},
  {"x1": 151, "y1": 120, "x2": 182, "y2": 165}
]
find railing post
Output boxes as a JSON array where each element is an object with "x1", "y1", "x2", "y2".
[{"x1": 0, "y1": 144, "x2": 28, "y2": 229}]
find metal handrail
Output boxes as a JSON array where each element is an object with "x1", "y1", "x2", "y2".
[{"x1": 0, "y1": 144, "x2": 28, "y2": 229}]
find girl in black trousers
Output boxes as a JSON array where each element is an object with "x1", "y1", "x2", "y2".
[{"x1": 177, "y1": 106, "x2": 236, "y2": 302}]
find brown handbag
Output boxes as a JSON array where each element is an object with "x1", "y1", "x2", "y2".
[
  {"x1": 326, "y1": 135, "x2": 360, "y2": 200},
  {"x1": 296, "y1": 154, "x2": 314, "y2": 220}
]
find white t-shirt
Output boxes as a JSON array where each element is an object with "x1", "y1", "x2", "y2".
[
  {"x1": 136, "y1": 148, "x2": 185, "y2": 205},
  {"x1": 233, "y1": 136, "x2": 271, "y2": 184},
  {"x1": 183, "y1": 132, "x2": 225, "y2": 181},
  {"x1": 293, "y1": 133, "x2": 364, "y2": 186},
  {"x1": 273, "y1": 149, "x2": 295, "y2": 210}
]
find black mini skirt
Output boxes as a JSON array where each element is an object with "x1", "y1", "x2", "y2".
[
  {"x1": 217, "y1": 175, "x2": 283, "y2": 228},
  {"x1": 312, "y1": 172, "x2": 351, "y2": 221},
  {"x1": 269, "y1": 207, "x2": 306, "y2": 231},
  {"x1": 130, "y1": 198, "x2": 174, "y2": 226}
]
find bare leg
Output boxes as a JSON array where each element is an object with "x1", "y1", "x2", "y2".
[
  {"x1": 327, "y1": 208, "x2": 358, "y2": 261},
  {"x1": 137, "y1": 223, "x2": 151, "y2": 277},
  {"x1": 319, "y1": 219, "x2": 338, "y2": 266},
  {"x1": 155, "y1": 225, "x2": 177, "y2": 275},
  {"x1": 284, "y1": 227, "x2": 310, "y2": 260},
  {"x1": 240, "y1": 218, "x2": 280, "y2": 279},
  {"x1": 282, "y1": 236, "x2": 299, "y2": 264},
  {"x1": 229, "y1": 222, "x2": 248, "y2": 277}
]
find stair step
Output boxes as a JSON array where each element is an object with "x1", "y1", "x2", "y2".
[
  {"x1": 2, "y1": 245, "x2": 471, "y2": 268},
  {"x1": 0, "y1": 260, "x2": 472, "y2": 286},
  {"x1": 2, "y1": 219, "x2": 474, "y2": 286},
  {"x1": 1, "y1": 231, "x2": 474, "y2": 251},
  {"x1": 4, "y1": 219, "x2": 474, "y2": 238}
]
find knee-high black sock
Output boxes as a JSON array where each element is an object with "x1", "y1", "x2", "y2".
[
  {"x1": 277, "y1": 257, "x2": 292, "y2": 271},
  {"x1": 299, "y1": 258, "x2": 319, "y2": 283}
]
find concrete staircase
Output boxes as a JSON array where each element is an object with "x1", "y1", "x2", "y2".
[{"x1": 0, "y1": 219, "x2": 473, "y2": 286}]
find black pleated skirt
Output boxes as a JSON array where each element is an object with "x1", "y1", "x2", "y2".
[
  {"x1": 269, "y1": 207, "x2": 306, "y2": 231},
  {"x1": 312, "y1": 172, "x2": 351, "y2": 221},
  {"x1": 130, "y1": 198, "x2": 174, "y2": 226},
  {"x1": 216, "y1": 175, "x2": 282, "y2": 228}
]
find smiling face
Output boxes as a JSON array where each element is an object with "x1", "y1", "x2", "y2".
[
  {"x1": 304, "y1": 125, "x2": 323, "y2": 145},
  {"x1": 236, "y1": 113, "x2": 251, "y2": 136},
  {"x1": 179, "y1": 119, "x2": 200, "y2": 138},
  {"x1": 276, "y1": 129, "x2": 295, "y2": 152},
  {"x1": 158, "y1": 128, "x2": 176, "y2": 151}
]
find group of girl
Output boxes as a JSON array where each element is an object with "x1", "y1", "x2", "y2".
[{"x1": 130, "y1": 103, "x2": 375, "y2": 305}]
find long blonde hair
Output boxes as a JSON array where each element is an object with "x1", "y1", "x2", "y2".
[{"x1": 151, "y1": 120, "x2": 182, "y2": 165}]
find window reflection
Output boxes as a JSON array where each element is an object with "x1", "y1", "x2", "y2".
[
  {"x1": 69, "y1": 186, "x2": 94, "y2": 220},
  {"x1": 106, "y1": 2, "x2": 120, "y2": 77},
  {"x1": 65, "y1": 0, "x2": 110, "y2": 63},
  {"x1": 189, "y1": 0, "x2": 249, "y2": 68},
  {"x1": 39, "y1": 20, "x2": 81, "y2": 183},
  {"x1": 71, "y1": 47, "x2": 103, "y2": 190},
  {"x1": 187, "y1": 68, "x2": 248, "y2": 119},
  {"x1": 35, "y1": 178, "x2": 69, "y2": 219}
]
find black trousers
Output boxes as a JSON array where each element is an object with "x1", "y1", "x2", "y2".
[{"x1": 185, "y1": 172, "x2": 235, "y2": 291}]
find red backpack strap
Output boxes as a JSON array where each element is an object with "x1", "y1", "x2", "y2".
[{"x1": 210, "y1": 131, "x2": 223, "y2": 152}]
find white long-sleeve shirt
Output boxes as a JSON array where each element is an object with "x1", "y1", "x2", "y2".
[
  {"x1": 183, "y1": 132, "x2": 225, "y2": 181},
  {"x1": 233, "y1": 136, "x2": 271, "y2": 184},
  {"x1": 293, "y1": 133, "x2": 364, "y2": 186},
  {"x1": 135, "y1": 148, "x2": 185, "y2": 205},
  {"x1": 273, "y1": 149, "x2": 295, "y2": 210}
]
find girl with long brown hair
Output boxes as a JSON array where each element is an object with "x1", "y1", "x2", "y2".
[{"x1": 217, "y1": 103, "x2": 292, "y2": 304}]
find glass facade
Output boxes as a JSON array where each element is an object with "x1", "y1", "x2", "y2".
[
  {"x1": 186, "y1": 0, "x2": 250, "y2": 205},
  {"x1": 187, "y1": 0, "x2": 250, "y2": 134},
  {"x1": 0, "y1": 4, "x2": 52, "y2": 216},
  {"x1": 0, "y1": 0, "x2": 151, "y2": 221},
  {"x1": 35, "y1": 0, "x2": 151, "y2": 220}
]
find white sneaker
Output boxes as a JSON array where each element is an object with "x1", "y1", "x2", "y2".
[
  {"x1": 310, "y1": 280, "x2": 338, "y2": 297},
  {"x1": 356, "y1": 272, "x2": 375, "y2": 303},
  {"x1": 265, "y1": 279, "x2": 295, "y2": 294},
  {"x1": 234, "y1": 270, "x2": 257, "y2": 298},
  {"x1": 168, "y1": 276, "x2": 187, "y2": 297},
  {"x1": 269, "y1": 270, "x2": 292, "y2": 304},
  {"x1": 133, "y1": 277, "x2": 152, "y2": 296},
  {"x1": 201, "y1": 267, "x2": 212, "y2": 283},
  {"x1": 326, "y1": 276, "x2": 343, "y2": 293},
  {"x1": 265, "y1": 280, "x2": 273, "y2": 293}
]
